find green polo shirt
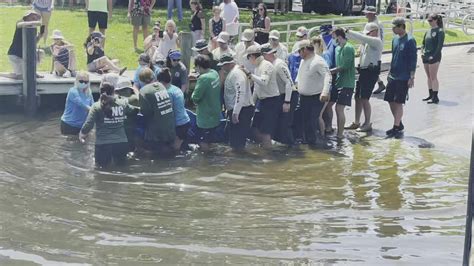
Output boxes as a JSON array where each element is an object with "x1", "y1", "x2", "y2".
[
  {"x1": 191, "y1": 69, "x2": 221, "y2": 129},
  {"x1": 335, "y1": 42, "x2": 356, "y2": 89}
]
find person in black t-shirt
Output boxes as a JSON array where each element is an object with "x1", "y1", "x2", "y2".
[
  {"x1": 84, "y1": 31, "x2": 127, "y2": 75},
  {"x1": 1, "y1": 11, "x2": 42, "y2": 80}
]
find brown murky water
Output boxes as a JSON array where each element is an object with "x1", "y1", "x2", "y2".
[{"x1": 0, "y1": 112, "x2": 468, "y2": 265}]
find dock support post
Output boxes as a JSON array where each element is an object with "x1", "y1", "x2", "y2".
[
  {"x1": 180, "y1": 32, "x2": 193, "y2": 71},
  {"x1": 22, "y1": 26, "x2": 38, "y2": 116}
]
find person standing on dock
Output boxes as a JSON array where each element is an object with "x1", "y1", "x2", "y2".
[
  {"x1": 32, "y1": 0, "x2": 54, "y2": 46},
  {"x1": 60, "y1": 72, "x2": 94, "y2": 136},
  {"x1": 2, "y1": 11, "x2": 42, "y2": 80},
  {"x1": 384, "y1": 17, "x2": 417, "y2": 136}
]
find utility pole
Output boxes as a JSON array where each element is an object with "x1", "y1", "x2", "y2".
[{"x1": 377, "y1": 0, "x2": 382, "y2": 13}]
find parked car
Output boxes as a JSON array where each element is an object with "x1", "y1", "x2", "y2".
[
  {"x1": 234, "y1": 0, "x2": 294, "y2": 9},
  {"x1": 386, "y1": 0, "x2": 412, "y2": 14}
]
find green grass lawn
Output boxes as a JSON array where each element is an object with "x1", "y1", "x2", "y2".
[{"x1": 0, "y1": 5, "x2": 472, "y2": 72}]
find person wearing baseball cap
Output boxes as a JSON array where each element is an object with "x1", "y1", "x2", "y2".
[
  {"x1": 166, "y1": 50, "x2": 189, "y2": 94},
  {"x1": 344, "y1": 24, "x2": 383, "y2": 133},
  {"x1": 234, "y1": 29, "x2": 258, "y2": 70},
  {"x1": 261, "y1": 43, "x2": 297, "y2": 145},
  {"x1": 243, "y1": 45, "x2": 280, "y2": 149},
  {"x1": 144, "y1": 22, "x2": 162, "y2": 60},
  {"x1": 212, "y1": 31, "x2": 235, "y2": 60},
  {"x1": 291, "y1": 26, "x2": 309, "y2": 53},
  {"x1": 296, "y1": 39, "x2": 332, "y2": 146},
  {"x1": 384, "y1": 17, "x2": 417, "y2": 137},
  {"x1": 219, "y1": 53, "x2": 254, "y2": 151},
  {"x1": 132, "y1": 53, "x2": 156, "y2": 92},
  {"x1": 269, "y1": 30, "x2": 288, "y2": 63}
]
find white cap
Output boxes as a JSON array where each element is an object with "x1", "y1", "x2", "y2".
[
  {"x1": 217, "y1": 31, "x2": 230, "y2": 43},
  {"x1": 241, "y1": 29, "x2": 255, "y2": 42},
  {"x1": 269, "y1": 30, "x2": 280, "y2": 40},
  {"x1": 296, "y1": 26, "x2": 308, "y2": 37}
]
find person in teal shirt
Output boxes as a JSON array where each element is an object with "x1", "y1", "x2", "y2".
[
  {"x1": 421, "y1": 13, "x2": 445, "y2": 104},
  {"x1": 191, "y1": 54, "x2": 222, "y2": 151},
  {"x1": 330, "y1": 28, "x2": 355, "y2": 139}
]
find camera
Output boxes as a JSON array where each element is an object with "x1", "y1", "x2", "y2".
[{"x1": 93, "y1": 37, "x2": 100, "y2": 43}]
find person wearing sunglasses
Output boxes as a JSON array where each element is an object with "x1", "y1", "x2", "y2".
[
  {"x1": 344, "y1": 23, "x2": 383, "y2": 133},
  {"x1": 60, "y1": 71, "x2": 94, "y2": 136},
  {"x1": 291, "y1": 26, "x2": 308, "y2": 53},
  {"x1": 252, "y1": 3, "x2": 271, "y2": 45},
  {"x1": 166, "y1": 50, "x2": 188, "y2": 94},
  {"x1": 384, "y1": 17, "x2": 417, "y2": 137},
  {"x1": 421, "y1": 13, "x2": 445, "y2": 104}
]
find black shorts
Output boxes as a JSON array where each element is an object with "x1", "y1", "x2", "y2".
[
  {"x1": 176, "y1": 122, "x2": 190, "y2": 140},
  {"x1": 60, "y1": 120, "x2": 81, "y2": 135},
  {"x1": 197, "y1": 126, "x2": 218, "y2": 144},
  {"x1": 356, "y1": 68, "x2": 380, "y2": 99},
  {"x1": 329, "y1": 74, "x2": 338, "y2": 103},
  {"x1": 227, "y1": 106, "x2": 255, "y2": 149},
  {"x1": 95, "y1": 142, "x2": 128, "y2": 168},
  {"x1": 333, "y1": 87, "x2": 353, "y2": 106},
  {"x1": 422, "y1": 54, "x2": 442, "y2": 64},
  {"x1": 384, "y1": 78, "x2": 409, "y2": 104},
  {"x1": 88, "y1": 11, "x2": 108, "y2": 29},
  {"x1": 258, "y1": 96, "x2": 280, "y2": 135},
  {"x1": 273, "y1": 91, "x2": 298, "y2": 145}
]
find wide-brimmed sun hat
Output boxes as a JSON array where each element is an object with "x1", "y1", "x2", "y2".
[{"x1": 50, "y1": 29, "x2": 64, "y2": 40}]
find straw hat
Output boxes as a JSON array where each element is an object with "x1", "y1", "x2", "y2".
[{"x1": 51, "y1": 29, "x2": 64, "y2": 40}]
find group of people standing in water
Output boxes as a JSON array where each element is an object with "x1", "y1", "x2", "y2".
[{"x1": 3, "y1": 3, "x2": 444, "y2": 168}]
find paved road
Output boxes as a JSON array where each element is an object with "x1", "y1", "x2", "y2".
[{"x1": 364, "y1": 44, "x2": 473, "y2": 156}]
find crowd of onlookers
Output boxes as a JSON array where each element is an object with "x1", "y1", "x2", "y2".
[{"x1": 2, "y1": 1, "x2": 445, "y2": 168}]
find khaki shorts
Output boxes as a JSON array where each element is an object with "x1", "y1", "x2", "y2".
[
  {"x1": 131, "y1": 14, "x2": 151, "y2": 27},
  {"x1": 8, "y1": 55, "x2": 23, "y2": 76}
]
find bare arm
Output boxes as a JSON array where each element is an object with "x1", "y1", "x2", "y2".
[{"x1": 263, "y1": 17, "x2": 271, "y2": 33}]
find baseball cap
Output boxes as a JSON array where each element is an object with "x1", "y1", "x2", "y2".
[
  {"x1": 363, "y1": 22, "x2": 379, "y2": 34},
  {"x1": 363, "y1": 6, "x2": 377, "y2": 14},
  {"x1": 245, "y1": 45, "x2": 261, "y2": 56},
  {"x1": 296, "y1": 26, "x2": 308, "y2": 37},
  {"x1": 269, "y1": 30, "x2": 280, "y2": 40},
  {"x1": 260, "y1": 43, "x2": 276, "y2": 54},
  {"x1": 319, "y1": 24, "x2": 333, "y2": 34},
  {"x1": 217, "y1": 53, "x2": 235, "y2": 66},
  {"x1": 295, "y1": 39, "x2": 312, "y2": 51},
  {"x1": 168, "y1": 50, "x2": 182, "y2": 60},
  {"x1": 115, "y1": 79, "x2": 133, "y2": 91},
  {"x1": 139, "y1": 53, "x2": 151, "y2": 64},
  {"x1": 217, "y1": 31, "x2": 230, "y2": 43},
  {"x1": 241, "y1": 29, "x2": 255, "y2": 42},
  {"x1": 90, "y1": 31, "x2": 104, "y2": 39},
  {"x1": 192, "y1": 39, "x2": 208, "y2": 51}
]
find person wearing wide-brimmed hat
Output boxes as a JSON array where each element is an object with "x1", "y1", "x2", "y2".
[
  {"x1": 234, "y1": 29, "x2": 258, "y2": 72},
  {"x1": 261, "y1": 43, "x2": 297, "y2": 146},
  {"x1": 242, "y1": 45, "x2": 280, "y2": 149},
  {"x1": 212, "y1": 31, "x2": 235, "y2": 60},
  {"x1": 50, "y1": 29, "x2": 77, "y2": 77},
  {"x1": 291, "y1": 26, "x2": 308, "y2": 53},
  {"x1": 219, "y1": 53, "x2": 254, "y2": 151},
  {"x1": 192, "y1": 39, "x2": 219, "y2": 71},
  {"x1": 269, "y1": 30, "x2": 288, "y2": 63}
]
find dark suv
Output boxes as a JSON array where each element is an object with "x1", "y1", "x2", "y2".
[{"x1": 303, "y1": 0, "x2": 368, "y2": 15}]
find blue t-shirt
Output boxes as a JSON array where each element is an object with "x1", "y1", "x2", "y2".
[
  {"x1": 167, "y1": 84, "x2": 190, "y2": 126},
  {"x1": 323, "y1": 38, "x2": 337, "y2": 69},
  {"x1": 287, "y1": 53, "x2": 301, "y2": 82},
  {"x1": 61, "y1": 87, "x2": 94, "y2": 128},
  {"x1": 390, "y1": 34, "x2": 417, "y2": 81},
  {"x1": 134, "y1": 65, "x2": 157, "y2": 90}
]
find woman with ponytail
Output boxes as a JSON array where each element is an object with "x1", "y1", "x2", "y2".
[
  {"x1": 421, "y1": 13, "x2": 445, "y2": 104},
  {"x1": 79, "y1": 82, "x2": 139, "y2": 168},
  {"x1": 157, "y1": 68, "x2": 191, "y2": 151},
  {"x1": 60, "y1": 71, "x2": 94, "y2": 136}
]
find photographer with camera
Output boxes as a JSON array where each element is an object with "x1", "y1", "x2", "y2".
[
  {"x1": 144, "y1": 21, "x2": 163, "y2": 59},
  {"x1": 251, "y1": 3, "x2": 271, "y2": 45},
  {"x1": 343, "y1": 24, "x2": 383, "y2": 133},
  {"x1": 84, "y1": 32, "x2": 127, "y2": 75}
]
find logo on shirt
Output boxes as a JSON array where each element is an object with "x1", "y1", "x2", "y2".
[
  {"x1": 175, "y1": 72, "x2": 180, "y2": 78},
  {"x1": 431, "y1": 31, "x2": 437, "y2": 38}
]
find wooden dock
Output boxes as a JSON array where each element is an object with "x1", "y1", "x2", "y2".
[{"x1": 0, "y1": 71, "x2": 135, "y2": 96}]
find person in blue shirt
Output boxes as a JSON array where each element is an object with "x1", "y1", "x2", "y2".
[
  {"x1": 60, "y1": 71, "x2": 94, "y2": 136},
  {"x1": 133, "y1": 53, "x2": 156, "y2": 92},
  {"x1": 384, "y1": 17, "x2": 417, "y2": 136},
  {"x1": 156, "y1": 67, "x2": 191, "y2": 151}
]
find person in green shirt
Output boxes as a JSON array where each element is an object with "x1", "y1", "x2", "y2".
[
  {"x1": 330, "y1": 28, "x2": 356, "y2": 139},
  {"x1": 191, "y1": 54, "x2": 222, "y2": 151},
  {"x1": 421, "y1": 13, "x2": 445, "y2": 104},
  {"x1": 79, "y1": 83, "x2": 139, "y2": 168},
  {"x1": 138, "y1": 67, "x2": 176, "y2": 156}
]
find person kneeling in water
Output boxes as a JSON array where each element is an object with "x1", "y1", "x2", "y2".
[{"x1": 79, "y1": 83, "x2": 139, "y2": 168}]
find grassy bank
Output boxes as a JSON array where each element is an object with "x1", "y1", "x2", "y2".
[{"x1": 0, "y1": 5, "x2": 472, "y2": 72}]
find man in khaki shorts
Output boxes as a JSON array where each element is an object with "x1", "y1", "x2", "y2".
[{"x1": 128, "y1": 0, "x2": 156, "y2": 51}]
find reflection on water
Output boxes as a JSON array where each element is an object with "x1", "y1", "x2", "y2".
[{"x1": 0, "y1": 113, "x2": 468, "y2": 265}]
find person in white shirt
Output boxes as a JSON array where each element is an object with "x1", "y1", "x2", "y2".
[
  {"x1": 291, "y1": 26, "x2": 308, "y2": 53},
  {"x1": 242, "y1": 45, "x2": 280, "y2": 149},
  {"x1": 296, "y1": 40, "x2": 332, "y2": 145},
  {"x1": 219, "y1": 0, "x2": 239, "y2": 39},
  {"x1": 363, "y1": 6, "x2": 386, "y2": 94},
  {"x1": 212, "y1": 31, "x2": 235, "y2": 60},
  {"x1": 156, "y1": 19, "x2": 179, "y2": 60},
  {"x1": 261, "y1": 43, "x2": 297, "y2": 145},
  {"x1": 344, "y1": 23, "x2": 383, "y2": 132},
  {"x1": 219, "y1": 53, "x2": 255, "y2": 151},
  {"x1": 269, "y1": 30, "x2": 288, "y2": 63},
  {"x1": 234, "y1": 29, "x2": 258, "y2": 73}
]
